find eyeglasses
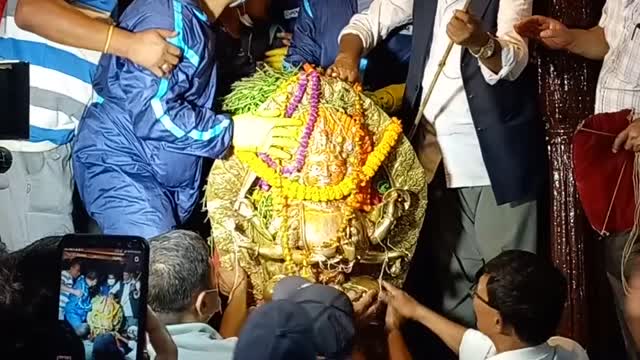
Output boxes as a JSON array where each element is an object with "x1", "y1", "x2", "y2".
[
  {"x1": 468, "y1": 262, "x2": 493, "y2": 308},
  {"x1": 468, "y1": 282, "x2": 492, "y2": 308}
]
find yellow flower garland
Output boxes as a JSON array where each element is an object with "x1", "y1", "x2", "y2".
[
  {"x1": 238, "y1": 71, "x2": 404, "y2": 278},
  {"x1": 236, "y1": 117, "x2": 403, "y2": 202}
]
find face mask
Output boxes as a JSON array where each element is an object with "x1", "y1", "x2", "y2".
[
  {"x1": 107, "y1": 279, "x2": 116, "y2": 286},
  {"x1": 228, "y1": 0, "x2": 246, "y2": 8}
]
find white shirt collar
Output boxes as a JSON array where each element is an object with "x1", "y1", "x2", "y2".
[{"x1": 489, "y1": 343, "x2": 556, "y2": 360}]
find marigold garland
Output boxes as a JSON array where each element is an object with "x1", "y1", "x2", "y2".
[
  {"x1": 236, "y1": 117, "x2": 401, "y2": 202},
  {"x1": 236, "y1": 67, "x2": 403, "y2": 277}
]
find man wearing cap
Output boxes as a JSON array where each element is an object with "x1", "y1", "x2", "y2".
[
  {"x1": 272, "y1": 276, "x2": 358, "y2": 359},
  {"x1": 271, "y1": 276, "x2": 380, "y2": 359},
  {"x1": 234, "y1": 299, "x2": 317, "y2": 360}
]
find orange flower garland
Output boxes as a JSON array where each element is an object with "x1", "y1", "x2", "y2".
[
  {"x1": 237, "y1": 72, "x2": 403, "y2": 277},
  {"x1": 236, "y1": 117, "x2": 401, "y2": 202}
]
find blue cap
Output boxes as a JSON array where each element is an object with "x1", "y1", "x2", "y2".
[
  {"x1": 233, "y1": 300, "x2": 316, "y2": 360},
  {"x1": 273, "y1": 277, "x2": 355, "y2": 359}
]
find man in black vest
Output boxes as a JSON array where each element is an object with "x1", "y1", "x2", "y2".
[{"x1": 328, "y1": 0, "x2": 546, "y2": 331}]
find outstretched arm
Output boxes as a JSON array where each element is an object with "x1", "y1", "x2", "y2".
[
  {"x1": 381, "y1": 281, "x2": 467, "y2": 354},
  {"x1": 515, "y1": 15, "x2": 608, "y2": 61},
  {"x1": 565, "y1": 26, "x2": 608, "y2": 60},
  {"x1": 328, "y1": 0, "x2": 412, "y2": 82},
  {"x1": 14, "y1": 0, "x2": 181, "y2": 76}
]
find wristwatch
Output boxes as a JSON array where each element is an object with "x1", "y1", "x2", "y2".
[{"x1": 470, "y1": 33, "x2": 497, "y2": 60}]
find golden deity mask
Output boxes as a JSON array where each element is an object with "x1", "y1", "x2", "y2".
[{"x1": 206, "y1": 67, "x2": 427, "y2": 303}]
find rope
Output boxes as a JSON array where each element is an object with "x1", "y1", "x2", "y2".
[
  {"x1": 577, "y1": 127, "x2": 617, "y2": 137},
  {"x1": 621, "y1": 153, "x2": 640, "y2": 294},
  {"x1": 601, "y1": 161, "x2": 627, "y2": 235}
]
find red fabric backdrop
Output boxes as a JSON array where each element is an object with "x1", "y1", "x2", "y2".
[{"x1": 0, "y1": 0, "x2": 6, "y2": 23}]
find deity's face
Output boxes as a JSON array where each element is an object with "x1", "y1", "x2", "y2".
[
  {"x1": 301, "y1": 129, "x2": 347, "y2": 187},
  {"x1": 302, "y1": 151, "x2": 346, "y2": 187}
]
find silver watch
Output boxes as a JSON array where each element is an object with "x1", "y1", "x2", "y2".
[{"x1": 470, "y1": 34, "x2": 496, "y2": 60}]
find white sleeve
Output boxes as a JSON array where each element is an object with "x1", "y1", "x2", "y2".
[
  {"x1": 480, "y1": 0, "x2": 532, "y2": 84},
  {"x1": 459, "y1": 329, "x2": 497, "y2": 360},
  {"x1": 338, "y1": 0, "x2": 413, "y2": 52},
  {"x1": 598, "y1": 0, "x2": 609, "y2": 28}
]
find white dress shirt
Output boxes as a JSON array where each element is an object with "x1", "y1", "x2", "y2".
[
  {"x1": 121, "y1": 281, "x2": 134, "y2": 317},
  {"x1": 340, "y1": 0, "x2": 531, "y2": 188},
  {"x1": 596, "y1": 0, "x2": 640, "y2": 116},
  {"x1": 459, "y1": 329, "x2": 590, "y2": 360}
]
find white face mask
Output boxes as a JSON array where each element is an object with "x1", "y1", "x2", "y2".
[{"x1": 107, "y1": 279, "x2": 116, "y2": 286}]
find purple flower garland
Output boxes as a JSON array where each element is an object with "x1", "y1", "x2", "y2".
[{"x1": 258, "y1": 70, "x2": 322, "y2": 190}]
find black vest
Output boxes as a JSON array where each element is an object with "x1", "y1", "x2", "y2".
[{"x1": 401, "y1": 0, "x2": 546, "y2": 205}]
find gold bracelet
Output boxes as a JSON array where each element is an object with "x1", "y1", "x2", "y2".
[{"x1": 103, "y1": 24, "x2": 115, "y2": 54}]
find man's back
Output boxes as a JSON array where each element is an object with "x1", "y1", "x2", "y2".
[{"x1": 148, "y1": 323, "x2": 236, "y2": 360}]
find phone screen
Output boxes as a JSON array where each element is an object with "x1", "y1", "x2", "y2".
[
  {"x1": 0, "y1": 61, "x2": 29, "y2": 140},
  {"x1": 58, "y1": 243, "x2": 147, "y2": 360}
]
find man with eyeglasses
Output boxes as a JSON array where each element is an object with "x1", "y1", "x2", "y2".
[{"x1": 381, "y1": 250, "x2": 589, "y2": 360}]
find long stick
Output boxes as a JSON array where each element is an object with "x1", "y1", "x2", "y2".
[{"x1": 408, "y1": 0, "x2": 472, "y2": 140}]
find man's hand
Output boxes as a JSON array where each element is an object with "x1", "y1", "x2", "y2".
[
  {"x1": 214, "y1": 250, "x2": 248, "y2": 296},
  {"x1": 613, "y1": 119, "x2": 640, "y2": 153},
  {"x1": 327, "y1": 52, "x2": 361, "y2": 83},
  {"x1": 124, "y1": 29, "x2": 182, "y2": 77},
  {"x1": 352, "y1": 289, "x2": 380, "y2": 323},
  {"x1": 71, "y1": 288, "x2": 83, "y2": 297},
  {"x1": 265, "y1": 47, "x2": 288, "y2": 70},
  {"x1": 515, "y1": 16, "x2": 573, "y2": 50},
  {"x1": 380, "y1": 281, "x2": 421, "y2": 321},
  {"x1": 446, "y1": 10, "x2": 490, "y2": 51},
  {"x1": 232, "y1": 109, "x2": 302, "y2": 159},
  {"x1": 385, "y1": 303, "x2": 404, "y2": 330}
]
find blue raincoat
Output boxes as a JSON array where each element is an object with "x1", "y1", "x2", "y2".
[
  {"x1": 74, "y1": 0, "x2": 233, "y2": 239},
  {"x1": 285, "y1": 0, "x2": 412, "y2": 89},
  {"x1": 64, "y1": 275, "x2": 93, "y2": 330}
]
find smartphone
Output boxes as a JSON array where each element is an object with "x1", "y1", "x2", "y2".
[
  {"x1": 57, "y1": 234, "x2": 149, "y2": 360},
  {"x1": 0, "y1": 61, "x2": 29, "y2": 140}
]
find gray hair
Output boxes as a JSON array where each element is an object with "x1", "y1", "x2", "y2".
[{"x1": 148, "y1": 230, "x2": 211, "y2": 314}]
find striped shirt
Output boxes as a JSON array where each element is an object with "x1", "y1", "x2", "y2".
[
  {"x1": 59, "y1": 270, "x2": 73, "y2": 318},
  {"x1": 0, "y1": 0, "x2": 110, "y2": 152},
  {"x1": 596, "y1": 0, "x2": 640, "y2": 116}
]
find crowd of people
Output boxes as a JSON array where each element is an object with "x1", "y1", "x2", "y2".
[
  {"x1": 0, "y1": 230, "x2": 615, "y2": 360},
  {"x1": 59, "y1": 256, "x2": 143, "y2": 358},
  {"x1": 0, "y1": 0, "x2": 639, "y2": 358}
]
